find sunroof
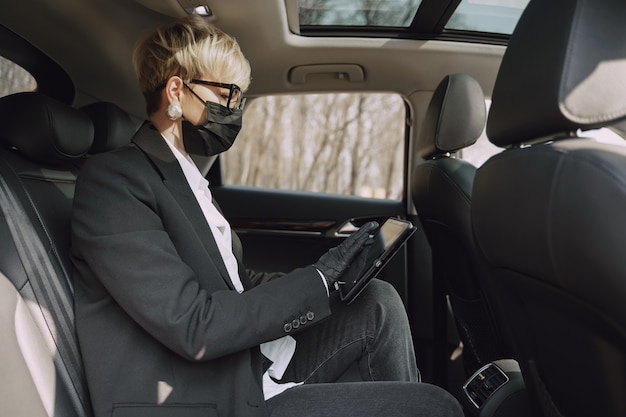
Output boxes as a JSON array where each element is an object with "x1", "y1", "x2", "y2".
[
  {"x1": 297, "y1": 0, "x2": 422, "y2": 28},
  {"x1": 297, "y1": 0, "x2": 530, "y2": 40},
  {"x1": 446, "y1": 0, "x2": 529, "y2": 35}
]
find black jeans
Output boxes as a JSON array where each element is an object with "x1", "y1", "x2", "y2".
[{"x1": 266, "y1": 279, "x2": 463, "y2": 417}]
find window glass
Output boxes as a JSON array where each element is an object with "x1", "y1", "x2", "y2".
[
  {"x1": 298, "y1": 0, "x2": 421, "y2": 27},
  {"x1": 0, "y1": 56, "x2": 36, "y2": 97},
  {"x1": 298, "y1": 0, "x2": 530, "y2": 36},
  {"x1": 221, "y1": 93, "x2": 406, "y2": 200},
  {"x1": 446, "y1": 0, "x2": 530, "y2": 35}
]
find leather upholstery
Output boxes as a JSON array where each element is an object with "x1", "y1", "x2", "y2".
[
  {"x1": 81, "y1": 101, "x2": 137, "y2": 153},
  {"x1": 0, "y1": 93, "x2": 94, "y2": 285},
  {"x1": 0, "y1": 92, "x2": 93, "y2": 165},
  {"x1": 0, "y1": 93, "x2": 129, "y2": 417},
  {"x1": 416, "y1": 74, "x2": 485, "y2": 159},
  {"x1": 472, "y1": 0, "x2": 626, "y2": 416},
  {"x1": 412, "y1": 74, "x2": 505, "y2": 380}
]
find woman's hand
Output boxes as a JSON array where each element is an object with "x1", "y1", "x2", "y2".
[{"x1": 313, "y1": 221, "x2": 379, "y2": 290}]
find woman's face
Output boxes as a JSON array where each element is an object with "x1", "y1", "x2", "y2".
[{"x1": 182, "y1": 75, "x2": 231, "y2": 125}]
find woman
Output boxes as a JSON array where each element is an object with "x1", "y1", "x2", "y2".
[{"x1": 71, "y1": 15, "x2": 462, "y2": 417}]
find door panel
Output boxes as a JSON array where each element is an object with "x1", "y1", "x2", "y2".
[{"x1": 211, "y1": 185, "x2": 412, "y2": 303}]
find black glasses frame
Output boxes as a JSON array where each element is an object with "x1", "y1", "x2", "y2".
[{"x1": 189, "y1": 79, "x2": 245, "y2": 110}]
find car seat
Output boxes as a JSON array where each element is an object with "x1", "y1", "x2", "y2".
[
  {"x1": 0, "y1": 93, "x2": 138, "y2": 417},
  {"x1": 0, "y1": 91, "x2": 95, "y2": 416},
  {"x1": 411, "y1": 74, "x2": 508, "y2": 383},
  {"x1": 471, "y1": 0, "x2": 626, "y2": 416}
]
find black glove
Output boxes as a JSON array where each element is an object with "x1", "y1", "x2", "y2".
[{"x1": 313, "y1": 221, "x2": 379, "y2": 291}]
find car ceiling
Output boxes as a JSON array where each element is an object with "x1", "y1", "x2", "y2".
[{"x1": 0, "y1": 0, "x2": 505, "y2": 120}]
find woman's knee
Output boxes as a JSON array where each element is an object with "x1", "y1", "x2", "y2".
[
  {"x1": 347, "y1": 279, "x2": 410, "y2": 332},
  {"x1": 359, "y1": 279, "x2": 405, "y2": 312},
  {"x1": 367, "y1": 279, "x2": 401, "y2": 301}
]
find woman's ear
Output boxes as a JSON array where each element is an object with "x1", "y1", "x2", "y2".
[
  {"x1": 163, "y1": 76, "x2": 184, "y2": 121},
  {"x1": 164, "y1": 76, "x2": 184, "y2": 104}
]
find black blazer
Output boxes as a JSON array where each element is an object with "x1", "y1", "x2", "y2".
[{"x1": 71, "y1": 122, "x2": 331, "y2": 417}]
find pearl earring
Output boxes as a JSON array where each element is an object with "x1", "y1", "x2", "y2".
[{"x1": 165, "y1": 102, "x2": 183, "y2": 120}]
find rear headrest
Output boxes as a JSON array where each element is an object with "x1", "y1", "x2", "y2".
[
  {"x1": 81, "y1": 101, "x2": 137, "y2": 153},
  {"x1": 487, "y1": 0, "x2": 626, "y2": 147},
  {"x1": 0, "y1": 92, "x2": 93, "y2": 165},
  {"x1": 416, "y1": 74, "x2": 486, "y2": 159}
]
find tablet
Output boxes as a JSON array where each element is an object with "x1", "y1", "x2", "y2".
[{"x1": 338, "y1": 217, "x2": 416, "y2": 303}]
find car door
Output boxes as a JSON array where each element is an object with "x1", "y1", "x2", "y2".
[{"x1": 207, "y1": 92, "x2": 431, "y2": 307}]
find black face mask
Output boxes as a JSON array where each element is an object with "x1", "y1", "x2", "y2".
[{"x1": 183, "y1": 100, "x2": 243, "y2": 157}]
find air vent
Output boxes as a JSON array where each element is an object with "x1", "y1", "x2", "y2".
[{"x1": 463, "y1": 363, "x2": 509, "y2": 409}]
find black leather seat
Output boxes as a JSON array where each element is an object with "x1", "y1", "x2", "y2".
[
  {"x1": 0, "y1": 91, "x2": 95, "y2": 417},
  {"x1": 471, "y1": 0, "x2": 626, "y2": 416},
  {"x1": 0, "y1": 93, "x2": 94, "y2": 278},
  {"x1": 411, "y1": 74, "x2": 506, "y2": 383},
  {"x1": 0, "y1": 95, "x2": 139, "y2": 417},
  {"x1": 0, "y1": 95, "x2": 141, "y2": 417}
]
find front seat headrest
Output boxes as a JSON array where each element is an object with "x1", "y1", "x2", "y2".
[
  {"x1": 416, "y1": 74, "x2": 486, "y2": 159},
  {"x1": 81, "y1": 101, "x2": 137, "y2": 153},
  {"x1": 487, "y1": 0, "x2": 626, "y2": 147},
  {"x1": 0, "y1": 92, "x2": 94, "y2": 165}
]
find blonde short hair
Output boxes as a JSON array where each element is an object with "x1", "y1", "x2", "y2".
[{"x1": 133, "y1": 15, "x2": 251, "y2": 115}]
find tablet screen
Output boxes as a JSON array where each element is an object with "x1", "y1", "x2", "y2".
[{"x1": 338, "y1": 218, "x2": 415, "y2": 303}]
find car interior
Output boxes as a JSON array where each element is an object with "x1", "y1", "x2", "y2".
[{"x1": 0, "y1": 0, "x2": 624, "y2": 417}]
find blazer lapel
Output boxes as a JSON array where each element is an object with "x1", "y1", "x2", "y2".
[{"x1": 131, "y1": 122, "x2": 238, "y2": 291}]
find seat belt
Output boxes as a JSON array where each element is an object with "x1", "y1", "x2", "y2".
[{"x1": 0, "y1": 162, "x2": 92, "y2": 417}]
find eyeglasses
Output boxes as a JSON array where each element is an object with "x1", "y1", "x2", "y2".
[{"x1": 188, "y1": 79, "x2": 245, "y2": 110}]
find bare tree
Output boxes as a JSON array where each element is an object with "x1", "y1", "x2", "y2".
[{"x1": 224, "y1": 92, "x2": 405, "y2": 200}]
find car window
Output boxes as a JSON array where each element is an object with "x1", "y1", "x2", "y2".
[
  {"x1": 0, "y1": 56, "x2": 36, "y2": 97},
  {"x1": 221, "y1": 93, "x2": 406, "y2": 200},
  {"x1": 446, "y1": 0, "x2": 530, "y2": 35},
  {"x1": 297, "y1": 0, "x2": 421, "y2": 27}
]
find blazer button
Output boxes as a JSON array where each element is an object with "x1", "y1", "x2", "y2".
[
  {"x1": 300, "y1": 315, "x2": 307, "y2": 325},
  {"x1": 306, "y1": 311, "x2": 315, "y2": 321},
  {"x1": 284, "y1": 323, "x2": 292, "y2": 333},
  {"x1": 292, "y1": 319, "x2": 300, "y2": 329}
]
